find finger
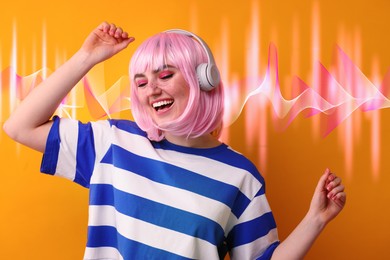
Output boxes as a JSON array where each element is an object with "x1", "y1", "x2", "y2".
[
  {"x1": 316, "y1": 168, "x2": 331, "y2": 193},
  {"x1": 109, "y1": 23, "x2": 117, "y2": 36},
  {"x1": 115, "y1": 27, "x2": 123, "y2": 38},
  {"x1": 331, "y1": 191, "x2": 347, "y2": 208},
  {"x1": 122, "y1": 31, "x2": 129, "y2": 39},
  {"x1": 326, "y1": 176, "x2": 342, "y2": 191},
  {"x1": 325, "y1": 171, "x2": 336, "y2": 184},
  {"x1": 113, "y1": 36, "x2": 135, "y2": 52},
  {"x1": 99, "y1": 21, "x2": 110, "y2": 32},
  {"x1": 334, "y1": 191, "x2": 347, "y2": 202},
  {"x1": 327, "y1": 183, "x2": 345, "y2": 199}
]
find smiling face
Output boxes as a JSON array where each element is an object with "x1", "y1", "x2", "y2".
[
  {"x1": 134, "y1": 65, "x2": 190, "y2": 127},
  {"x1": 129, "y1": 31, "x2": 224, "y2": 142}
]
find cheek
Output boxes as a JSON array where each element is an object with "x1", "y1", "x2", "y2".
[
  {"x1": 182, "y1": 92, "x2": 190, "y2": 106},
  {"x1": 135, "y1": 89, "x2": 148, "y2": 104},
  {"x1": 181, "y1": 86, "x2": 190, "y2": 105}
]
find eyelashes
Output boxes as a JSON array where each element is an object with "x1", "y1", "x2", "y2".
[
  {"x1": 136, "y1": 79, "x2": 148, "y2": 88},
  {"x1": 160, "y1": 72, "x2": 174, "y2": 79},
  {"x1": 136, "y1": 71, "x2": 174, "y2": 88}
]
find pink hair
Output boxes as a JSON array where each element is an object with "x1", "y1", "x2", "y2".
[{"x1": 129, "y1": 31, "x2": 224, "y2": 141}]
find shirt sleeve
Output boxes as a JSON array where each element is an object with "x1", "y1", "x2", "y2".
[
  {"x1": 40, "y1": 116, "x2": 98, "y2": 188},
  {"x1": 227, "y1": 190, "x2": 280, "y2": 260}
]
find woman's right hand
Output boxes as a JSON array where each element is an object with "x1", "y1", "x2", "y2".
[
  {"x1": 3, "y1": 22, "x2": 135, "y2": 152},
  {"x1": 80, "y1": 22, "x2": 135, "y2": 66}
]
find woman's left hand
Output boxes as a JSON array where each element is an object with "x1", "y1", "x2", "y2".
[{"x1": 309, "y1": 168, "x2": 347, "y2": 226}]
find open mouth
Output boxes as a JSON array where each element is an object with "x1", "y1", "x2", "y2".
[{"x1": 152, "y1": 99, "x2": 174, "y2": 111}]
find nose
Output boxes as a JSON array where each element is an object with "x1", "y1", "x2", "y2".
[{"x1": 146, "y1": 80, "x2": 161, "y2": 95}]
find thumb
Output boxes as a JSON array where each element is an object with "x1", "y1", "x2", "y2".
[
  {"x1": 315, "y1": 168, "x2": 331, "y2": 194},
  {"x1": 114, "y1": 37, "x2": 135, "y2": 53}
]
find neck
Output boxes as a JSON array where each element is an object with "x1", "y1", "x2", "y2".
[{"x1": 164, "y1": 133, "x2": 221, "y2": 148}]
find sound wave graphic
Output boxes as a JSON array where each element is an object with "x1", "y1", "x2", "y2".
[
  {"x1": 224, "y1": 43, "x2": 390, "y2": 137},
  {"x1": 0, "y1": 64, "x2": 132, "y2": 120},
  {"x1": 1, "y1": 43, "x2": 389, "y2": 133}
]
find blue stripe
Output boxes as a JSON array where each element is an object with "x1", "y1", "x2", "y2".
[
  {"x1": 100, "y1": 144, "x2": 250, "y2": 217},
  {"x1": 226, "y1": 211, "x2": 277, "y2": 247},
  {"x1": 89, "y1": 183, "x2": 225, "y2": 245},
  {"x1": 256, "y1": 241, "x2": 279, "y2": 260},
  {"x1": 74, "y1": 121, "x2": 96, "y2": 187},
  {"x1": 232, "y1": 192, "x2": 252, "y2": 218},
  {"x1": 41, "y1": 116, "x2": 61, "y2": 174},
  {"x1": 108, "y1": 119, "x2": 147, "y2": 137},
  {"x1": 208, "y1": 149, "x2": 265, "y2": 187},
  {"x1": 153, "y1": 139, "x2": 229, "y2": 157},
  {"x1": 154, "y1": 140, "x2": 265, "y2": 192},
  {"x1": 87, "y1": 225, "x2": 191, "y2": 260}
]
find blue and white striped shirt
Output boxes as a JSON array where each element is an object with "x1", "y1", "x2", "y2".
[{"x1": 41, "y1": 116, "x2": 279, "y2": 259}]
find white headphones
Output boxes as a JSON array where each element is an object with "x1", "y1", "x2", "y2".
[{"x1": 164, "y1": 29, "x2": 221, "y2": 91}]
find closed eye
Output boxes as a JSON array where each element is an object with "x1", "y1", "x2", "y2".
[
  {"x1": 160, "y1": 71, "x2": 174, "y2": 80},
  {"x1": 161, "y1": 74, "x2": 173, "y2": 79},
  {"x1": 136, "y1": 80, "x2": 148, "y2": 88}
]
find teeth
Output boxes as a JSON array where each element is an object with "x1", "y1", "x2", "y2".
[{"x1": 152, "y1": 100, "x2": 173, "y2": 109}]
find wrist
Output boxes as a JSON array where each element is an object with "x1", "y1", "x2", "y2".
[
  {"x1": 303, "y1": 210, "x2": 327, "y2": 233},
  {"x1": 73, "y1": 49, "x2": 97, "y2": 71}
]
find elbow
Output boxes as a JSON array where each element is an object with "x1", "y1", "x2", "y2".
[
  {"x1": 3, "y1": 118, "x2": 51, "y2": 153},
  {"x1": 3, "y1": 119, "x2": 18, "y2": 141},
  {"x1": 3, "y1": 118, "x2": 24, "y2": 143}
]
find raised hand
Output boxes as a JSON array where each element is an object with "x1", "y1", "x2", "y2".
[
  {"x1": 80, "y1": 22, "x2": 135, "y2": 66},
  {"x1": 3, "y1": 22, "x2": 135, "y2": 152},
  {"x1": 309, "y1": 168, "x2": 347, "y2": 225}
]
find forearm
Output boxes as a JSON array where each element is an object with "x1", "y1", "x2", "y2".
[
  {"x1": 3, "y1": 50, "x2": 94, "y2": 148},
  {"x1": 271, "y1": 213, "x2": 325, "y2": 260}
]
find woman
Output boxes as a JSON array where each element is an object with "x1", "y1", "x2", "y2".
[{"x1": 3, "y1": 22, "x2": 346, "y2": 259}]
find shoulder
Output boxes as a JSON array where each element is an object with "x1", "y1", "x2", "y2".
[{"x1": 214, "y1": 145, "x2": 265, "y2": 184}]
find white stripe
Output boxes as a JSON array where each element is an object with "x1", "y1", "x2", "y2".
[
  {"x1": 56, "y1": 118, "x2": 78, "y2": 181},
  {"x1": 156, "y1": 149, "x2": 261, "y2": 199},
  {"x1": 91, "y1": 120, "x2": 114, "y2": 162},
  {"x1": 238, "y1": 194, "x2": 272, "y2": 223},
  {"x1": 112, "y1": 127, "x2": 262, "y2": 199},
  {"x1": 84, "y1": 246, "x2": 124, "y2": 260},
  {"x1": 225, "y1": 194, "x2": 273, "y2": 233},
  {"x1": 90, "y1": 164, "x2": 230, "y2": 227},
  {"x1": 230, "y1": 228, "x2": 279, "y2": 260},
  {"x1": 88, "y1": 205, "x2": 220, "y2": 260}
]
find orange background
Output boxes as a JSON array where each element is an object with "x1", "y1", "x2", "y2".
[{"x1": 1, "y1": 0, "x2": 390, "y2": 259}]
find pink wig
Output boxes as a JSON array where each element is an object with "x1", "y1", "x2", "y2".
[{"x1": 129, "y1": 31, "x2": 224, "y2": 141}]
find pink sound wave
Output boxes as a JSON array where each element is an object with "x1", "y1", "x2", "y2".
[
  {"x1": 1, "y1": 0, "x2": 387, "y2": 179},
  {"x1": 1, "y1": 42, "x2": 389, "y2": 180},
  {"x1": 1, "y1": 43, "x2": 389, "y2": 136},
  {"x1": 0, "y1": 65, "x2": 131, "y2": 120},
  {"x1": 224, "y1": 43, "x2": 390, "y2": 138}
]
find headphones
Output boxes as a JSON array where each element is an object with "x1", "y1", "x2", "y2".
[{"x1": 164, "y1": 29, "x2": 221, "y2": 91}]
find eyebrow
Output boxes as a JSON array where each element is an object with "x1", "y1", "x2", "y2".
[{"x1": 133, "y1": 64, "x2": 176, "y2": 80}]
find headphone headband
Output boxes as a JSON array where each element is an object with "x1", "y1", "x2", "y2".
[{"x1": 164, "y1": 29, "x2": 220, "y2": 91}]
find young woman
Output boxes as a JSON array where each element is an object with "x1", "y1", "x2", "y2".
[{"x1": 3, "y1": 22, "x2": 346, "y2": 259}]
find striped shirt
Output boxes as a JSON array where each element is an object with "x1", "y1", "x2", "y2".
[{"x1": 41, "y1": 116, "x2": 279, "y2": 259}]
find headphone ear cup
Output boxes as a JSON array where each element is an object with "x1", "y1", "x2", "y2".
[{"x1": 196, "y1": 63, "x2": 221, "y2": 91}]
